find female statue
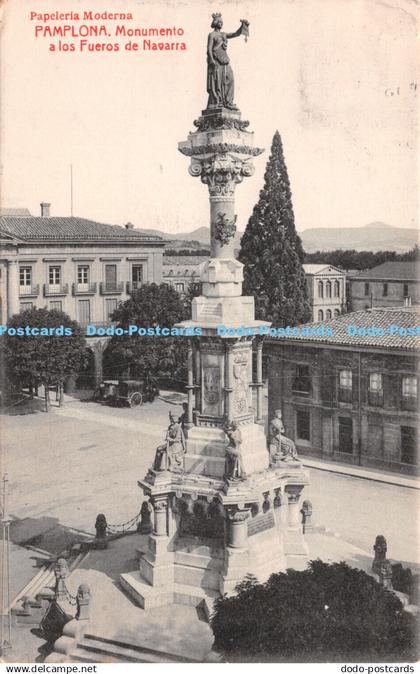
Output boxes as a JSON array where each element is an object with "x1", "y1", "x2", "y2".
[{"x1": 206, "y1": 14, "x2": 249, "y2": 110}]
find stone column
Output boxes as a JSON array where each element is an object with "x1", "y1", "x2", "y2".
[
  {"x1": 255, "y1": 339, "x2": 264, "y2": 423},
  {"x1": 286, "y1": 486, "x2": 302, "y2": 530},
  {"x1": 227, "y1": 506, "x2": 251, "y2": 549},
  {"x1": 185, "y1": 341, "x2": 194, "y2": 430},
  {"x1": 7, "y1": 259, "x2": 19, "y2": 317},
  {"x1": 209, "y1": 190, "x2": 236, "y2": 259},
  {"x1": 152, "y1": 498, "x2": 168, "y2": 537},
  {"x1": 224, "y1": 343, "x2": 234, "y2": 423}
]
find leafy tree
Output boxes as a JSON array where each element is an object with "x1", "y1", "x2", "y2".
[
  {"x1": 3, "y1": 308, "x2": 86, "y2": 411},
  {"x1": 239, "y1": 130, "x2": 311, "y2": 325},
  {"x1": 303, "y1": 246, "x2": 419, "y2": 271},
  {"x1": 103, "y1": 283, "x2": 189, "y2": 385},
  {"x1": 211, "y1": 561, "x2": 418, "y2": 661}
]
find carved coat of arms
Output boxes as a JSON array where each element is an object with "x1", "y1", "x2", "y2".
[{"x1": 214, "y1": 213, "x2": 237, "y2": 246}]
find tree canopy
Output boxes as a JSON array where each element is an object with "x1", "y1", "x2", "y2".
[
  {"x1": 211, "y1": 561, "x2": 418, "y2": 661},
  {"x1": 239, "y1": 130, "x2": 311, "y2": 326},
  {"x1": 103, "y1": 283, "x2": 189, "y2": 384},
  {"x1": 3, "y1": 307, "x2": 86, "y2": 410}
]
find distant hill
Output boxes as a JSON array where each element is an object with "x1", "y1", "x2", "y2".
[
  {"x1": 300, "y1": 222, "x2": 418, "y2": 253},
  {"x1": 136, "y1": 221, "x2": 417, "y2": 254}
]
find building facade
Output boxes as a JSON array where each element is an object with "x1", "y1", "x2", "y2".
[
  {"x1": 302, "y1": 264, "x2": 347, "y2": 322},
  {"x1": 162, "y1": 255, "x2": 204, "y2": 295},
  {"x1": 267, "y1": 307, "x2": 419, "y2": 475},
  {"x1": 0, "y1": 204, "x2": 166, "y2": 382},
  {"x1": 349, "y1": 261, "x2": 420, "y2": 311}
]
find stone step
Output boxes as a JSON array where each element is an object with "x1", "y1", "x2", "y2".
[
  {"x1": 174, "y1": 562, "x2": 220, "y2": 590},
  {"x1": 72, "y1": 634, "x2": 199, "y2": 664},
  {"x1": 119, "y1": 570, "x2": 219, "y2": 615},
  {"x1": 184, "y1": 454, "x2": 225, "y2": 478},
  {"x1": 174, "y1": 550, "x2": 224, "y2": 570}
]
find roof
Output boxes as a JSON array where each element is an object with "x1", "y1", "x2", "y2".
[
  {"x1": 350, "y1": 261, "x2": 419, "y2": 281},
  {"x1": 0, "y1": 216, "x2": 165, "y2": 243},
  {"x1": 163, "y1": 256, "x2": 208, "y2": 266},
  {"x1": 267, "y1": 307, "x2": 420, "y2": 351},
  {"x1": 302, "y1": 264, "x2": 344, "y2": 275},
  {"x1": 0, "y1": 208, "x2": 32, "y2": 217}
]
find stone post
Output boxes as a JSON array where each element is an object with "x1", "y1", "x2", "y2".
[
  {"x1": 75, "y1": 584, "x2": 91, "y2": 621},
  {"x1": 7, "y1": 259, "x2": 19, "y2": 317},
  {"x1": 301, "y1": 499, "x2": 313, "y2": 534},
  {"x1": 186, "y1": 341, "x2": 194, "y2": 430},
  {"x1": 152, "y1": 498, "x2": 168, "y2": 537},
  {"x1": 286, "y1": 486, "x2": 302, "y2": 530},
  {"x1": 372, "y1": 535, "x2": 387, "y2": 575},
  {"x1": 379, "y1": 560, "x2": 393, "y2": 590},
  {"x1": 255, "y1": 339, "x2": 264, "y2": 423},
  {"x1": 227, "y1": 506, "x2": 251, "y2": 549}
]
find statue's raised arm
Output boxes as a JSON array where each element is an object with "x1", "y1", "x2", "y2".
[{"x1": 206, "y1": 14, "x2": 249, "y2": 111}]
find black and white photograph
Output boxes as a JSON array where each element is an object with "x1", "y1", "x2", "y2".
[{"x1": 0, "y1": 0, "x2": 418, "y2": 667}]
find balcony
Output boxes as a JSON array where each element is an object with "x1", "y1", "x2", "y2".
[
  {"x1": 72, "y1": 282, "x2": 97, "y2": 296},
  {"x1": 402, "y1": 395, "x2": 417, "y2": 412},
  {"x1": 43, "y1": 283, "x2": 69, "y2": 297},
  {"x1": 99, "y1": 281, "x2": 124, "y2": 295},
  {"x1": 19, "y1": 284, "x2": 39, "y2": 297},
  {"x1": 126, "y1": 281, "x2": 142, "y2": 293}
]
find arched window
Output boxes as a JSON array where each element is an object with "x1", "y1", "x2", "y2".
[
  {"x1": 318, "y1": 309, "x2": 324, "y2": 321},
  {"x1": 334, "y1": 280, "x2": 340, "y2": 297},
  {"x1": 326, "y1": 281, "x2": 332, "y2": 298},
  {"x1": 334, "y1": 309, "x2": 340, "y2": 317},
  {"x1": 318, "y1": 281, "x2": 324, "y2": 298},
  {"x1": 326, "y1": 309, "x2": 332, "y2": 320}
]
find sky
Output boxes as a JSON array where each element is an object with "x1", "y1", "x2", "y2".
[{"x1": 0, "y1": 0, "x2": 418, "y2": 235}]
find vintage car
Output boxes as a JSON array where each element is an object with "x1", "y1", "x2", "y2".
[{"x1": 93, "y1": 378, "x2": 159, "y2": 407}]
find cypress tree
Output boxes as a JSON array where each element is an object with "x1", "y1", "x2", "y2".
[{"x1": 239, "y1": 130, "x2": 311, "y2": 325}]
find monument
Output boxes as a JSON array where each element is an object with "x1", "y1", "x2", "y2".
[{"x1": 120, "y1": 14, "x2": 309, "y2": 609}]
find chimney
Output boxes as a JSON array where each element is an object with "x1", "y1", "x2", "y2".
[
  {"x1": 40, "y1": 202, "x2": 51, "y2": 217},
  {"x1": 125, "y1": 222, "x2": 134, "y2": 230}
]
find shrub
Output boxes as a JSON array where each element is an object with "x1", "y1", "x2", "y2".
[{"x1": 211, "y1": 561, "x2": 418, "y2": 661}]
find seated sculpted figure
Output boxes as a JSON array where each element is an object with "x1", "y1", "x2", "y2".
[
  {"x1": 153, "y1": 411, "x2": 186, "y2": 473},
  {"x1": 224, "y1": 420, "x2": 246, "y2": 481},
  {"x1": 269, "y1": 409, "x2": 299, "y2": 464}
]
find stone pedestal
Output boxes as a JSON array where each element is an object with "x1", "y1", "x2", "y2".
[{"x1": 120, "y1": 102, "x2": 309, "y2": 609}]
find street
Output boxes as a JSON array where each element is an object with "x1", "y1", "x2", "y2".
[{"x1": 1, "y1": 394, "x2": 419, "y2": 566}]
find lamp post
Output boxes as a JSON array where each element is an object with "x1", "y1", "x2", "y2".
[{"x1": 0, "y1": 474, "x2": 11, "y2": 656}]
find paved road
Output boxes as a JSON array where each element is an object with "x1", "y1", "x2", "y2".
[{"x1": 2, "y1": 395, "x2": 418, "y2": 565}]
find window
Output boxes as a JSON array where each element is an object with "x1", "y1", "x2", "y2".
[
  {"x1": 403, "y1": 283, "x2": 409, "y2": 298},
  {"x1": 334, "y1": 280, "x2": 340, "y2": 297},
  {"x1": 49, "y1": 266, "x2": 61, "y2": 285},
  {"x1": 338, "y1": 369, "x2": 352, "y2": 403},
  {"x1": 400, "y1": 426, "x2": 418, "y2": 465},
  {"x1": 78, "y1": 299, "x2": 91, "y2": 325},
  {"x1": 132, "y1": 265, "x2": 143, "y2": 289},
  {"x1": 325, "y1": 281, "x2": 332, "y2": 298},
  {"x1": 318, "y1": 309, "x2": 324, "y2": 321},
  {"x1": 293, "y1": 365, "x2": 311, "y2": 394},
  {"x1": 368, "y1": 372, "x2": 383, "y2": 406},
  {"x1": 20, "y1": 302, "x2": 33, "y2": 311},
  {"x1": 49, "y1": 300, "x2": 62, "y2": 311},
  {"x1": 296, "y1": 409, "x2": 310, "y2": 441},
  {"x1": 334, "y1": 309, "x2": 340, "y2": 317},
  {"x1": 402, "y1": 376, "x2": 417, "y2": 411},
  {"x1": 175, "y1": 282, "x2": 185, "y2": 293},
  {"x1": 326, "y1": 309, "x2": 332, "y2": 320},
  {"x1": 383, "y1": 283, "x2": 388, "y2": 297},
  {"x1": 19, "y1": 267, "x2": 31, "y2": 286},
  {"x1": 77, "y1": 265, "x2": 89, "y2": 285},
  {"x1": 364, "y1": 283, "x2": 369, "y2": 296},
  {"x1": 105, "y1": 298, "x2": 117, "y2": 321},
  {"x1": 105, "y1": 264, "x2": 117, "y2": 290},
  {"x1": 338, "y1": 417, "x2": 353, "y2": 453},
  {"x1": 318, "y1": 281, "x2": 324, "y2": 298}
]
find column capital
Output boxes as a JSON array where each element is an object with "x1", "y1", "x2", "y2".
[{"x1": 226, "y1": 506, "x2": 251, "y2": 522}]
